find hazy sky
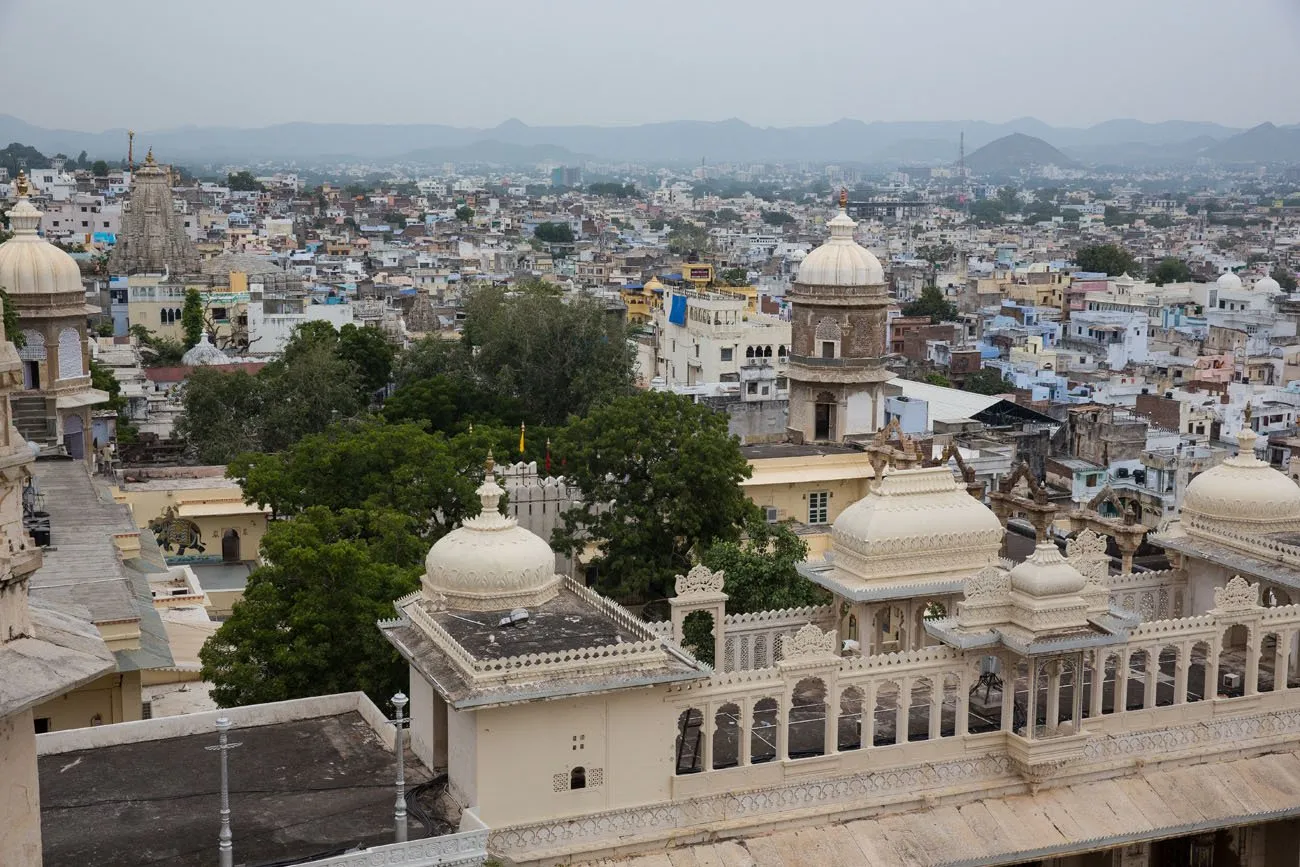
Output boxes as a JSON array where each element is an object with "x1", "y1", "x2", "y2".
[{"x1": 3, "y1": 0, "x2": 1298, "y2": 131}]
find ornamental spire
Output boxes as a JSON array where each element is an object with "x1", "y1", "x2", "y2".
[{"x1": 839, "y1": 187, "x2": 848, "y2": 210}]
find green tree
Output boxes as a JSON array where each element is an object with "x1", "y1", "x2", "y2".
[
  {"x1": 257, "y1": 343, "x2": 363, "y2": 453},
  {"x1": 455, "y1": 205, "x2": 474, "y2": 223},
  {"x1": 0, "y1": 288, "x2": 24, "y2": 348},
  {"x1": 700, "y1": 520, "x2": 826, "y2": 614},
  {"x1": 226, "y1": 171, "x2": 263, "y2": 192},
  {"x1": 91, "y1": 160, "x2": 109, "y2": 176},
  {"x1": 586, "y1": 182, "x2": 638, "y2": 198},
  {"x1": 901, "y1": 285, "x2": 958, "y2": 323},
  {"x1": 962, "y1": 367, "x2": 1010, "y2": 396},
  {"x1": 969, "y1": 200, "x2": 1007, "y2": 226},
  {"x1": 552, "y1": 392, "x2": 754, "y2": 602},
  {"x1": 181, "y1": 287, "x2": 204, "y2": 349},
  {"x1": 534, "y1": 221, "x2": 575, "y2": 244},
  {"x1": 996, "y1": 186, "x2": 1021, "y2": 213},
  {"x1": 199, "y1": 507, "x2": 423, "y2": 708},
  {"x1": 924, "y1": 372, "x2": 952, "y2": 387},
  {"x1": 337, "y1": 323, "x2": 395, "y2": 396},
  {"x1": 1074, "y1": 244, "x2": 1138, "y2": 276},
  {"x1": 89, "y1": 357, "x2": 125, "y2": 414},
  {"x1": 383, "y1": 374, "x2": 522, "y2": 435},
  {"x1": 1272, "y1": 267, "x2": 1298, "y2": 292},
  {"x1": 666, "y1": 221, "x2": 709, "y2": 255},
  {"x1": 714, "y1": 208, "x2": 740, "y2": 224},
  {"x1": 718, "y1": 267, "x2": 748, "y2": 286},
  {"x1": 1151, "y1": 258, "x2": 1192, "y2": 286},
  {"x1": 175, "y1": 368, "x2": 266, "y2": 463},
  {"x1": 1146, "y1": 213, "x2": 1174, "y2": 229},
  {"x1": 761, "y1": 210, "x2": 795, "y2": 227},
  {"x1": 230, "y1": 419, "x2": 476, "y2": 536}
]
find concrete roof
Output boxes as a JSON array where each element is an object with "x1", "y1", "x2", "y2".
[
  {"x1": 38, "y1": 708, "x2": 440, "y2": 867},
  {"x1": 888, "y1": 378, "x2": 1003, "y2": 424},
  {"x1": 587, "y1": 750, "x2": 1300, "y2": 867},
  {"x1": 0, "y1": 596, "x2": 116, "y2": 717}
]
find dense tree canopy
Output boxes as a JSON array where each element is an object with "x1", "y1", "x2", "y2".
[
  {"x1": 760, "y1": 210, "x2": 795, "y2": 227},
  {"x1": 700, "y1": 519, "x2": 826, "y2": 614},
  {"x1": 226, "y1": 170, "x2": 263, "y2": 192},
  {"x1": 1151, "y1": 257, "x2": 1192, "y2": 286},
  {"x1": 552, "y1": 391, "x2": 755, "y2": 602},
  {"x1": 901, "y1": 285, "x2": 958, "y2": 323},
  {"x1": 1273, "y1": 267, "x2": 1298, "y2": 292},
  {"x1": 962, "y1": 366, "x2": 1011, "y2": 396},
  {"x1": 1075, "y1": 244, "x2": 1138, "y2": 277},
  {"x1": 199, "y1": 507, "x2": 422, "y2": 708},
  {"x1": 586, "y1": 182, "x2": 638, "y2": 198},
  {"x1": 533, "y1": 221, "x2": 575, "y2": 244},
  {"x1": 181, "y1": 287, "x2": 204, "y2": 349}
]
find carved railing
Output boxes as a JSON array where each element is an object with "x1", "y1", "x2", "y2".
[
  {"x1": 306, "y1": 827, "x2": 489, "y2": 866},
  {"x1": 721, "y1": 604, "x2": 836, "y2": 672},
  {"x1": 1109, "y1": 569, "x2": 1188, "y2": 620}
]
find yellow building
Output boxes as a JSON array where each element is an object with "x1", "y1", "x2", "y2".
[{"x1": 741, "y1": 443, "x2": 876, "y2": 557}]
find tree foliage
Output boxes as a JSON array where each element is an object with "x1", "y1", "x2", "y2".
[
  {"x1": 901, "y1": 285, "x2": 958, "y2": 323},
  {"x1": 181, "y1": 287, "x2": 204, "y2": 349},
  {"x1": 1075, "y1": 244, "x2": 1138, "y2": 277},
  {"x1": 533, "y1": 221, "x2": 575, "y2": 244},
  {"x1": 700, "y1": 520, "x2": 826, "y2": 614},
  {"x1": 552, "y1": 392, "x2": 754, "y2": 603},
  {"x1": 1273, "y1": 267, "x2": 1298, "y2": 292},
  {"x1": 455, "y1": 205, "x2": 474, "y2": 223},
  {"x1": 761, "y1": 210, "x2": 795, "y2": 227},
  {"x1": 666, "y1": 220, "x2": 709, "y2": 255},
  {"x1": 199, "y1": 507, "x2": 422, "y2": 708},
  {"x1": 586, "y1": 182, "x2": 637, "y2": 198},
  {"x1": 1151, "y1": 258, "x2": 1192, "y2": 286},
  {"x1": 0, "y1": 288, "x2": 24, "y2": 348},
  {"x1": 91, "y1": 159, "x2": 109, "y2": 176},
  {"x1": 962, "y1": 366, "x2": 1010, "y2": 396},
  {"x1": 226, "y1": 170, "x2": 263, "y2": 192}
]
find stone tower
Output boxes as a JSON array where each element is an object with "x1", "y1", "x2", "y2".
[
  {"x1": 0, "y1": 174, "x2": 108, "y2": 463},
  {"x1": 786, "y1": 192, "x2": 892, "y2": 443},
  {"x1": 107, "y1": 149, "x2": 200, "y2": 277}
]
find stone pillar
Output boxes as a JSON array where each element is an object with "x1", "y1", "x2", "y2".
[
  {"x1": 739, "y1": 698, "x2": 751, "y2": 767},
  {"x1": 1089, "y1": 649, "x2": 1106, "y2": 718},
  {"x1": 1001, "y1": 666, "x2": 1016, "y2": 732},
  {"x1": 1070, "y1": 656, "x2": 1084, "y2": 731},
  {"x1": 1046, "y1": 660, "x2": 1062, "y2": 732},
  {"x1": 1026, "y1": 660, "x2": 1039, "y2": 738},
  {"x1": 1115, "y1": 651, "x2": 1130, "y2": 713},
  {"x1": 1144, "y1": 654, "x2": 1158, "y2": 709},
  {"x1": 1208, "y1": 650, "x2": 1221, "y2": 700},
  {"x1": 896, "y1": 677, "x2": 910, "y2": 745},
  {"x1": 1247, "y1": 629, "x2": 1261, "y2": 696},
  {"x1": 956, "y1": 676, "x2": 969, "y2": 736},
  {"x1": 824, "y1": 692, "x2": 838, "y2": 756},
  {"x1": 701, "y1": 702, "x2": 715, "y2": 771},
  {"x1": 1174, "y1": 649, "x2": 1189, "y2": 705},
  {"x1": 777, "y1": 698, "x2": 789, "y2": 761},
  {"x1": 1276, "y1": 633, "x2": 1290, "y2": 692},
  {"x1": 863, "y1": 683, "x2": 876, "y2": 748},
  {"x1": 929, "y1": 686, "x2": 942, "y2": 740}
]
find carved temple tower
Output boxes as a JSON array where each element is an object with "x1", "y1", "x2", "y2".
[
  {"x1": 786, "y1": 191, "x2": 892, "y2": 443},
  {"x1": 107, "y1": 149, "x2": 200, "y2": 277}
]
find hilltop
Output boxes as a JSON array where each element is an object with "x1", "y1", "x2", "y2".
[{"x1": 964, "y1": 133, "x2": 1077, "y2": 175}]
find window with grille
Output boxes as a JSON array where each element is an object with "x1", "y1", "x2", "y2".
[{"x1": 808, "y1": 491, "x2": 829, "y2": 525}]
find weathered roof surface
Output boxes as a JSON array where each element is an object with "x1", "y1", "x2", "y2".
[
  {"x1": 1156, "y1": 531, "x2": 1300, "y2": 589},
  {"x1": 583, "y1": 750, "x2": 1300, "y2": 867},
  {"x1": 39, "y1": 711, "x2": 437, "y2": 867},
  {"x1": 29, "y1": 459, "x2": 174, "y2": 672},
  {"x1": 0, "y1": 595, "x2": 115, "y2": 716}
]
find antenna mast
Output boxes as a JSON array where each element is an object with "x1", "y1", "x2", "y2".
[{"x1": 128, "y1": 130, "x2": 135, "y2": 172}]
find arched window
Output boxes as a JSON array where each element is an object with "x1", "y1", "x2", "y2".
[
  {"x1": 763, "y1": 345, "x2": 772, "y2": 358},
  {"x1": 745, "y1": 346, "x2": 755, "y2": 358},
  {"x1": 570, "y1": 766, "x2": 586, "y2": 789},
  {"x1": 778, "y1": 345, "x2": 787, "y2": 357}
]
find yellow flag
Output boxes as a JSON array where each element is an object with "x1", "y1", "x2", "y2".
[{"x1": 519, "y1": 423, "x2": 526, "y2": 454}]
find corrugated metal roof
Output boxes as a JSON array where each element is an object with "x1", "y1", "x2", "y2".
[{"x1": 888, "y1": 378, "x2": 1004, "y2": 423}]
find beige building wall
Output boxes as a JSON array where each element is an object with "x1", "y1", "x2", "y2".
[
  {"x1": 743, "y1": 452, "x2": 875, "y2": 528},
  {"x1": 115, "y1": 485, "x2": 268, "y2": 565},
  {"x1": 31, "y1": 670, "x2": 141, "y2": 732},
  {"x1": 0, "y1": 709, "x2": 41, "y2": 866},
  {"x1": 468, "y1": 689, "x2": 673, "y2": 828}
]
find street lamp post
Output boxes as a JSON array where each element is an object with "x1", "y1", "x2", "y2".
[
  {"x1": 392, "y1": 692, "x2": 409, "y2": 843},
  {"x1": 205, "y1": 716, "x2": 242, "y2": 867}
]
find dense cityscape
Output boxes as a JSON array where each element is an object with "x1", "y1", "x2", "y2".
[{"x1": 5, "y1": 3, "x2": 1300, "y2": 866}]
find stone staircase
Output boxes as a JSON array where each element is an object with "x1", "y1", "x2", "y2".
[{"x1": 10, "y1": 395, "x2": 54, "y2": 444}]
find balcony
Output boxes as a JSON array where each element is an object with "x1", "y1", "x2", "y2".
[{"x1": 788, "y1": 354, "x2": 887, "y2": 370}]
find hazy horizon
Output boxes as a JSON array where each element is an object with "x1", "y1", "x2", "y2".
[{"x1": 4, "y1": 0, "x2": 1298, "y2": 131}]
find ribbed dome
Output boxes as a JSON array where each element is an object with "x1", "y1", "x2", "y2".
[
  {"x1": 1010, "y1": 543, "x2": 1087, "y2": 597},
  {"x1": 1217, "y1": 271, "x2": 1243, "y2": 290},
  {"x1": 1255, "y1": 275, "x2": 1282, "y2": 295},
  {"x1": 180, "y1": 334, "x2": 228, "y2": 366},
  {"x1": 1182, "y1": 428, "x2": 1300, "y2": 534},
  {"x1": 796, "y1": 209, "x2": 885, "y2": 287},
  {"x1": 0, "y1": 186, "x2": 84, "y2": 297},
  {"x1": 423, "y1": 458, "x2": 561, "y2": 611},
  {"x1": 829, "y1": 465, "x2": 1003, "y2": 582}
]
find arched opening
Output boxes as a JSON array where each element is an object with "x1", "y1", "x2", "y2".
[
  {"x1": 968, "y1": 655, "x2": 1003, "y2": 733},
  {"x1": 1218, "y1": 625, "x2": 1249, "y2": 698},
  {"x1": 1156, "y1": 646, "x2": 1179, "y2": 706},
  {"x1": 1011, "y1": 660, "x2": 1029, "y2": 733},
  {"x1": 941, "y1": 673, "x2": 960, "y2": 737},
  {"x1": 908, "y1": 678, "x2": 933, "y2": 742},
  {"x1": 1187, "y1": 642, "x2": 1210, "y2": 702},
  {"x1": 873, "y1": 605, "x2": 906, "y2": 654},
  {"x1": 814, "y1": 390, "x2": 837, "y2": 441},
  {"x1": 674, "y1": 708, "x2": 704, "y2": 774},
  {"x1": 762, "y1": 345, "x2": 772, "y2": 358},
  {"x1": 745, "y1": 346, "x2": 755, "y2": 358},
  {"x1": 221, "y1": 529, "x2": 241, "y2": 562},
  {"x1": 1056, "y1": 658, "x2": 1081, "y2": 733},
  {"x1": 1259, "y1": 633, "x2": 1281, "y2": 693},
  {"x1": 788, "y1": 678, "x2": 826, "y2": 758},
  {"x1": 750, "y1": 698, "x2": 778, "y2": 764},
  {"x1": 838, "y1": 686, "x2": 864, "y2": 751},
  {"x1": 682, "y1": 610, "x2": 717, "y2": 667},
  {"x1": 570, "y1": 766, "x2": 586, "y2": 789},
  {"x1": 777, "y1": 345, "x2": 787, "y2": 358},
  {"x1": 20, "y1": 331, "x2": 45, "y2": 390},
  {"x1": 712, "y1": 703, "x2": 740, "y2": 769},
  {"x1": 62, "y1": 413, "x2": 84, "y2": 460},
  {"x1": 1127, "y1": 649, "x2": 1149, "y2": 710},
  {"x1": 873, "y1": 681, "x2": 899, "y2": 746}
]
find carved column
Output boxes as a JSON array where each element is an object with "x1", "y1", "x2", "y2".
[
  {"x1": 1143, "y1": 653, "x2": 1158, "y2": 709},
  {"x1": 895, "y1": 676, "x2": 910, "y2": 745},
  {"x1": 1070, "y1": 654, "x2": 1084, "y2": 731},
  {"x1": 1000, "y1": 666, "x2": 1016, "y2": 732},
  {"x1": 1090, "y1": 649, "x2": 1106, "y2": 717},
  {"x1": 1046, "y1": 660, "x2": 1062, "y2": 732},
  {"x1": 929, "y1": 685, "x2": 942, "y2": 740},
  {"x1": 701, "y1": 702, "x2": 715, "y2": 771},
  {"x1": 777, "y1": 696, "x2": 789, "y2": 761},
  {"x1": 739, "y1": 697, "x2": 751, "y2": 766},
  {"x1": 956, "y1": 674, "x2": 969, "y2": 736},
  {"x1": 1115, "y1": 650, "x2": 1130, "y2": 712},
  {"x1": 1025, "y1": 660, "x2": 1039, "y2": 738},
  {"x1": 1207, "y1": 646, "x2": 1220, "y2": 700},
  {"x1": 1246, "y1": 629, "x2": 1261, "y2": 696},
  {"x1": 1276, "y1": 631, "x2": 1292, "y2": 692},
  {"x1": 863, "y1": 682, "x2": 876, "y2": 748},
  {"x1": 825, "y1": 690, "x2": 838, "y2": 756},
  {"x1": 1174, "y1": 646, "x2": 1189, "y2": 704}
]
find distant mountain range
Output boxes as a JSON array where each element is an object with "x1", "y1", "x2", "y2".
[
  {"x1": 965, "y1": 133, "x2": 1077, "y2": 174},
  {"x1": 1, "y1": 114, "x2": 1297, "y2": 167}
]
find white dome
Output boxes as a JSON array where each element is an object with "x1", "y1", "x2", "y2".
[
  {"x1": 423, "y1": 459, "x2": 561, "y2": 611},
  {"x1": 829, "y1": 465, "x2": 1003, "y2": 583},
  {"x1": 1217, "y1": 271, "x2": 1243, "y2": 290},
  {"x1": 0, "y1": 185, "x2": 83, "y2": 298},
  {"x1": 1255, "y1": 275, "x2": 1282, "y2": 295},
  {"x1": 180, "y1": 333, "x2": 228, "y2": 366},
  {"x1": 1182, "y1": 428, "x2": 1300, "y2": 535},
  {"x1": 796, "y1": 209, "x2": 885, "y2": 287},
  {"x1": 1010, "y1": 543, "x2": 1086, "y2": 597}
]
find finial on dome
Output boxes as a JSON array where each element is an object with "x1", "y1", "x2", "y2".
[
  {"x1": 485, "y1": 449, "x2": 495, "y2": 477},
  {"x1": 14, "y1": 170, "x2": 29, "y2": 198},
  {"x1": 839, "y1": 187, "x2": 848, "y2": 210},
  {"x1": 145, "y1": 147, "x2": 156, "y2": 166}
]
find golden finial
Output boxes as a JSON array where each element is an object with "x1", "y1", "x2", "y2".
[
  {"x1": 145, "y1": 147, "x2": 155, "y2": 166},
  {"x1": 485, "y1": 450, "x2": 495, "y2": 475},
  {"x1": 839, "y1": 187, "x2": 848, "y2": 210},
  {"x1": 14, "y1": 170, "x2": 29, "y2": 198},
  {"x1": 1244, "y1": 403, "x2": 1253, "y2": 424}
]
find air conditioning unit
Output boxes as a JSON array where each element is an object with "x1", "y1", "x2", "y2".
[
  {"x1": 1222, "y1": 672, "x2": 1242, "y2": 691},
  {"x1": 764, "y1": 506, "x2": 779, "y2": 523}
]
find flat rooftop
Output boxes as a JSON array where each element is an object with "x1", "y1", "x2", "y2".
[
  {"x1": 39, "y1": 710, "x2": 438, "y2": 867},
  {"x1": 741, "y1": 441, "x2": 863, "y2": 460},
  {"x1": 434, "y1": 587, "x2": 636, "y2": 659}
]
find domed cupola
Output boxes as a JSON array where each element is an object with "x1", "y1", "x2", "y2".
[
  {"x1": 1181, "y1": 425, "x2": 1300, "y2": 536},
  {"x1": 422, "y1": 454, "x2": 561, "y2": 611},
  {"x1": 1217, "y1": 270, "x2": 1243, "y2": 291},
  {"x1": 180, "y1": 333, "x2": 229, "y2": 367},
  {"x1": 795, "y1": 189, "x2": 885, "y2": 287},
  {"x1": 0, "y1": 173, "x2": 84, "y2": 299}
]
